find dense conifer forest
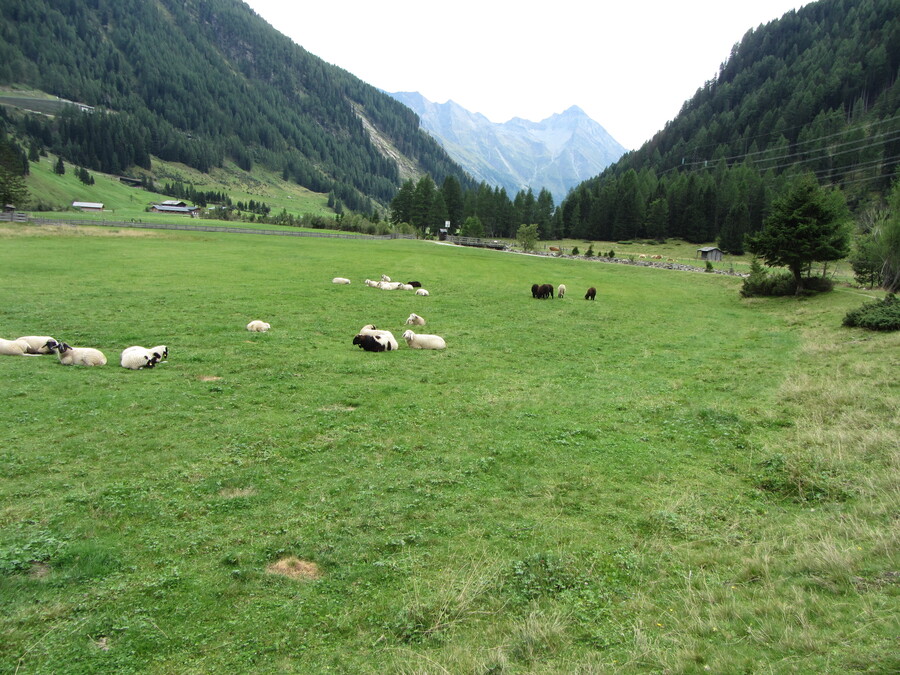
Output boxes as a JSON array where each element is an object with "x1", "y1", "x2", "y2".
[
  {"x1": 555, "y1": 0, "x2": 900, "y2": 250},
  {"x1": 0, "y1": 0, "x2": 474, "y2": 212}
]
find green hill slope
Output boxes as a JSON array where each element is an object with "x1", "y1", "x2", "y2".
[
  {"x1": 0, "y1": 0, "x2": 474, "y2": 211},
  {"x1": 555, "y1": 0, "x2": 900, "y2": 246}
]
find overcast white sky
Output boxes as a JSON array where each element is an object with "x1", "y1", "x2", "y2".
[{"x1": 244, "y1": 0, "x2": 808, "y2": 150}]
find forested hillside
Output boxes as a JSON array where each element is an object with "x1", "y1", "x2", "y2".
[
  {"x1": 0, "y1": 0, "x2": 473, "y2": 212},
  {"x1": 556, "y1": 0, "x2": 900, "y2": 250}
]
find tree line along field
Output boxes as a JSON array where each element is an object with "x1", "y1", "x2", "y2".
[{"x1": 1, "y1": 225, "x2": 897, "y2": 673}]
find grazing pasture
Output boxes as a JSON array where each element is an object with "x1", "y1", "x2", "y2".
[{"x1": 1, "y1": 225, "x2": 897, "y2": 673}]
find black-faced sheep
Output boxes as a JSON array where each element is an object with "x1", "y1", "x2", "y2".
[
  {"x1": 51, "y1": 342, "x2": 107, "y2": 366},
  {"x1": 402, "y1": 330, "x2": 446, "y2": 350},
  {"x1": 585, "y1": 287, "x2": 596, "y2": 300},
  {"x1": 353, "y1": 334, "x2": 386, "y2": 352},
  {"x1": 120, "y1": 346, "x2": 160, "y2": 370}
]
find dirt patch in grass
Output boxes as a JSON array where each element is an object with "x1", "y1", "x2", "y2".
[
  {"x1": 319, "y1": 404, "x2": 357, "y2": 412},
  {"x1": 92, "y1": 636, "x2": 111, "y2": 651},
  {"x1": 219, "y1": 487, "x2": 256, "y2": 498},
  {"x1": 198, "y1": 375, "x2": 223, "y2": 381},
  {"x1": 28, "y1": 562, "x2": 51, "y2": 579},
  {"x1": 266, "y1": 556, "x2": 321, "y2": 580}
]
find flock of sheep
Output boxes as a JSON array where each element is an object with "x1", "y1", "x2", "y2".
[
  {"x1": 0, "y1": 335, "x2": 168, "y2": 369},
  {"x1": 532, "y1": 283, "x2": 597, "y2": 300},
  {"x1": 4, "y1": 273, "x2": 596, "y2": 369},
  {"x1": 242, "y1": 275, "x2": 447, "y2": 354}
]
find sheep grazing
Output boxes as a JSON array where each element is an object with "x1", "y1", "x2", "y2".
[
  {"x1": 120, "y1": 346, "x2": 160, "y2": 370},
  {"x1": 246, "y1": 320, "x2": 270, "y2": 332},
  {"x1": 557, "y1": 284, "x2": 566, "y2": 299},
  {"x1": 16, "y1": 335, "x2": 58, "y2": 354},
  {"x1": 405, "y1": 313, "x2": 426, "y2": 326},
  {"x1": 407, "y1": 281, "x2": 422, "y2": 288},
  {"x1": 585, "y1": 287, "x2": 597, "y2": 300},
  {"x1": 0, "y1": 337, "x2": 30, "y2": 356},
  {"x1": 51, "y1": 342, "x2": 107, "y2": 366},
  {"x1": 533, "y1": 283, "x2": 553, "y2": 299},
  {"x1": 415, "y1": 288, "x2": 430, "y2": 296},
  {"x1": 402, "y1": 330, "x2": 446, "y2": 350},
  {"x1": 332, "y1": 277, "x2": 351, "y2": 285}
]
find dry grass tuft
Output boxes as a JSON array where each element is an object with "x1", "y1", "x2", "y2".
[{"x1": 218, "y1": 487, "x2": 256, "y2": 499}]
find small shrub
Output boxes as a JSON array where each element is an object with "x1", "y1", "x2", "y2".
[
  {"x1": 571, "y1": 246, "x2": 579, "y2": 256},
  {"x1": 740, "y1": 259, "x2": 834, "y2": 297},
  {"x1": 585, "y1": 245, "x2": 594, "y2": 257},
  {"x1": 705, "y1": 261, "x2": 714, "y2": 273},
  {"x1": 607, "y1": 249, "x2": 615, "y2": 258},
  {"x1": 842, "y1": 294, "x2": 900, "y2": 331}
]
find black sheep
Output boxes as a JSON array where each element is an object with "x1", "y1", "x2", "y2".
[
  {"x1": 585, "y1": 287, "x2": 596, "y2": 300},
  {"x1": 352, "y1": 334, "x2": 386, "y2": 352}
]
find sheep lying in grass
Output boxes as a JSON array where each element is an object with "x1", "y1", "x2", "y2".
[
  {"x1": 51, "y1": 342, "x2": 107, "y2": 366},
  {"x1": 407, "y1": 281, "x2": 422, "y2": 288},
  {"x1": 149, "y1": 345, "x2": 168, "y2": 362},
  {"x1": 353, "y1": 330, "x2": 398, "y2": 352},
  {"x1": 381, "y1": 274, "x2": 391, "y2": 282},
  {"x1": 402, "y1": 330, "x2": 446, "y2": 350},
  {"x1": 364, "y1": 279, "x2": 379, "y2": 287},
  {"x1": 405, "y1": 313, "x2": 426, "y2": 326},
  {"x1": 355, "y1": 324, "x2": 399, "y2": 350},
  {"x1": 332, "y1": 277, "x2": 351, "y2": 285},
  {"x1": 415, "y1": 288, "x2": 430, "y2": 296},
  {"x1": 16, "y1": 336, "x2": 58, "y2": 354},
  {"x1": 0, "y1": 337, "x2": 30, "y2": 355},
  {"x1": 120, "y1": 346, "x2": 161, "y2": 370},
  {"x1": 246, "y1": 320, "x2": 270, "y2": 332}
]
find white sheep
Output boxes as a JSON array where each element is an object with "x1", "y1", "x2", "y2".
[
  {"x1": 415, "y1": 288, "x2": 430, "y2": 296},
  {"x1": 364, "y1": 279, "x2": 379, "y2": 287},
  {"x1": 356, "y1": 325, "x2": 399, "y2": 350},
  {"x1": 557, "y1": 284, "x2": 566, "y2": 299},
  {"x1": 402, "y1": 330, "x2": 446, "y2": 350},
  {"x1": 246, "y1": 320, "x2": 270, "y2": 332},
  {"x1": 0, "y1": 337, "x2": 30, "y2": 356},
  {"x1": 51, "y1": 342, "x2": 107, "y2": 366},
  {"x1": 405, "y1": 313, "x2": 426, "y2": 326},
  {"x1": 332, "y1": 277, "x2": 351, "y2": 284},
  {"x1": 398, "y1": 284, "x2": 414, "y2": 291},
  {"x1": 378, "y1": 281, "x2": 403, "y2": 290},
  {"x1": 381, "y1": 274, "x2": 391, "y2": 282},
  {"x1": 120, "y1": 346, "x2": 160, "y2": 370},
  {"x1": 16, "y1": 336, "x2": 58, "y2": 354}
]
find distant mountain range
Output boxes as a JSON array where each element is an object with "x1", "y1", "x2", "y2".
[{"x1": 389, "y1": 92, "x2": 626, "y2": 201}]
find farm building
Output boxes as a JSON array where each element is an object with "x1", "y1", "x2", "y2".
[
  {"x1": 151, "y1": 203, "x2": 199, "y2": 216},
  {"x1": 697, "y1": 246, "x2": 723, "y2": 261},
  {"x1": 72, "y1": 201, "x2": 104, "y2": 211}
]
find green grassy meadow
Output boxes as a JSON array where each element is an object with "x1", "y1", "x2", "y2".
[{"x1": 1, "y1": 224, "x2": 897, "y2": 673}]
